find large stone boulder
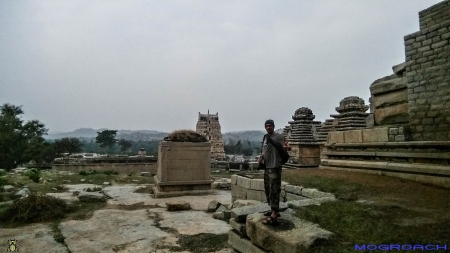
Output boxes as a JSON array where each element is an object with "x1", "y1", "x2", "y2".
[
  {"x1": 246, "y1": 213, "x2": 333, "y2": 252},
  {"x1": 165, "y1": 200, "x2": 191, "y2": 211}
]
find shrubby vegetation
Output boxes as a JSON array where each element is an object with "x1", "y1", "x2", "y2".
[
  {"x1": 0, "y1": 194, "x2": 68, "y2": 225},
  {"x1": 0, "y1": 104, "x2": 51, "y2": 171}
]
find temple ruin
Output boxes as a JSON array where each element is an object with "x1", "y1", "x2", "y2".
[
  {"x1": 196, "y1": 110, "x2": 226, "y2": 160},
  {"x1": 319, "y1": 0, "x2": 450, "y2": 188},
  {"x1": 282, "y1": 0, "x2": 450, "y2": 188}
]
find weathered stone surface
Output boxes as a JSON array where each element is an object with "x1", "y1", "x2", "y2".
[
  {"x1": 301, "y1": 188, "x2": 334, "y2": 199},
  {"x1": 3, "y1": 185, "x2": 14, "y2": 191},
  {"x1": 392, "y1": 62, "x2": 407, "y2": 75},
  {"x1": 344, "y1": 130, "x2": 363, "y2": 143},
  {"x1": 286, "y1": 193, "x2": 309, "y2": 201},
  {"x1": 231, "y1": 183, "x2": 247, "y2": 202},
  {"x1": 370, "y1": 76, "x2": 407, "y2": 95},
  {"x1": 284, "y1": 185, "x2": 302, "y2": 195},
  {"x1": 237, "y1": 176, "x2": 251, "y2": 188},
  {"x1": 166, "y1": 200, "x2": 191, "y2": 211},
  {"x1": 246, "y1": 189, "x2": 267, "y2": 202},
  {"x1": 207, "y1": 200, "x2": 221, "y2": 212},
  {"x1": 15, "y1": 187, "x2": 30, "y2": 198},
  {"x1": 250, "y1": 179, "x2": 264, "y2": 191},
  {"x1": 229, "y1": 218, "x2": 247, "y2": 236},
  {"x1": 328, "y1": 131, "x2": 344, "y2": 143},
  {"x1": 286, "y1": 199, "x2": 322, "y2": 208},
  {"x1": 232, "y1": 199, "x2": 262, "y2": 209},
  {"x1": 228, "y1": 230, "x2": 267, "y2": 253},
  {"x1": 0, "y1": 223, "x2": 69, "y2": 253},
  {"x1": 246, "y1": 213, "x2": 334, "y2": 253},
  {"x1": 372, "y1": 89, "x2": 408, "y2": 109},
  {"x1": 77, "y1": 192, "x2": 107, "y2": 202},
  {"x1": 374, "y1": 103, "x2": 409, "y2": 125},
  {"x1": 213, "y1": 210, "x2": 231, "y2": 220},
  {"x1": 61, "y1": 209, "x2": 174, "y2": 253},
  {"x1": 155, "y1": 209, "x2": 231, "y2": 235},
  {"x1": 216, "y1": 204, "x2": 227, "y2": 213},
  {"x1": 231, "y1": 203, "x2": 288, "y2": 223},
  {"x1": 231, "y1": 174, "x2": 238, "y2": 185},
  {"x1": 362, "y1": 127, "x2": 389, "y2": 142}
]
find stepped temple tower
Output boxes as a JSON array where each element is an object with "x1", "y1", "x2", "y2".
[
  {"x1": 330, "y1": 96, "x2": 369, "y2": 131},
  {"x1": 196, "y1": 111, "x2": 226, "y2": 160},
  {"x1": 284, "y1": 107, "x2": 322, "y2": 168},
  {"x1": 287, "y1": 107, "x2": 317, "y2": 143}
]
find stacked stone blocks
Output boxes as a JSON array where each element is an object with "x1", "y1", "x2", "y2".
[
  {"x1": 228, "y1": 174, "x2": 336, "y2": 252},
  {"x1": 404, "y1": 0, "x2": 450, "y2": 141},
  {"x1": 231, "y1": 174, "x2": 335, "y2": 203}
]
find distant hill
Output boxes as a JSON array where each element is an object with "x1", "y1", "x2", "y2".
[
  {"x1": 222, "y1": 130, "x2": 265, "y2": 144},
  {"x1": 46, "y1": 128, "x2": 168, "y2": 141},
  {"x1": 46, "y1": 128, "x2": 284, "y2": 143}
]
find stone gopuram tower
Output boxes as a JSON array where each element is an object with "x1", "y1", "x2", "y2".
[{"x1": 196, "y1": 111, "x2": 226, "y2": 160}]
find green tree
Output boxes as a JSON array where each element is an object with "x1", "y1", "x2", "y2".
[
  {"x1": 55, "y1": 137, "x2": 83, "y2": 155},
  {"x1": 118, "y1": 139, "x2": 132, "y2": 153},
  {"x1": 0, "y1": 104, "x2": 48, "y2": 170},
  {"x1": 95, "y1": 130, "x2": 117, "y2": 153}
]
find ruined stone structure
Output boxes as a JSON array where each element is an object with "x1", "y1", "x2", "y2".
[
  {"x1": 404, "y1": 0, "x2": 450, "y2": 141},
  {"x1": 330, "y1": 96, "x2": 369, "y2": 131},
  {"x1": 287, "y1": 107, "x2": 317, "y2": 143},
  {"x1": 316, "y1": 119, "x2": 334, "y2": 142},
  {"x1": 196, "y1": 111, "x2": 226, "y2": 160},
  {"x1": 321, "y1": 0, "x2": 450, "y2": 188},
  {"x1": 284, "y1": 107, "x2": 321, "y2": 168},
  {"x1": 369, "y1": 63, "x2": 408, "y2": 127},
  {"x1": 52, "y1": 156, "x2": 157, "y2": 175}
]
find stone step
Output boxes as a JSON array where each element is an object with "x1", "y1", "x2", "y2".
[
  {"x1": 228, "y1": 230, "x2": 268, "y2": 253},
  {"x1": 246, "y1": 213, "x2": 333, "y2": 253},
  {"x1": 231, "y1": 203, "x2": 288, "y2": 223}
]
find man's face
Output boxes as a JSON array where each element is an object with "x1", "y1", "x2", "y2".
[{"x1": 265, "y1": 124, "x2": 274, "y2": 134}]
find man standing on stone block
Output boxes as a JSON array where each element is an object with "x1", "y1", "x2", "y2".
[{"x1": 258, "y1": 119, "x2": 285, "y2": 225}]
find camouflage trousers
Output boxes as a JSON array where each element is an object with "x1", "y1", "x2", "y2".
[{"x1": 264, "y1": 166, "x2": 282, "y2": 212}]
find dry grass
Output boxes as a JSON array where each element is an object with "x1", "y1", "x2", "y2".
[{"x1": 164, "y1": 129, "x2": 207, "y2": 142}]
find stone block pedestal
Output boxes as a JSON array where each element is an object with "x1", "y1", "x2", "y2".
[{"x1": 154, "y1": 141, "x2": 214, "y2": 198}]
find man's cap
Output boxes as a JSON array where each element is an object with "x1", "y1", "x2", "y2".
[{"x1": 265, "y1": 119, "x2": 275, "y2": 127}]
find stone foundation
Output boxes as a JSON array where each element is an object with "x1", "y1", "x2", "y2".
[{"x1": 154, "y1": 141, "x2": 214, "y2": 198}]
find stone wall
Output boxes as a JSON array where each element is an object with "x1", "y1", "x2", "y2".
[
  {"x1": 404, "y1": 0, "x2": 450, "y2": 141},
  {"x1": 230, "y1": 174, "x2": 335, "y2": 203},
  {"x1": 53, "y1": 163, "x2": 157, "y2": 174}
]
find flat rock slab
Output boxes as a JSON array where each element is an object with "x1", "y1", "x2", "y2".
[
  {"x1": 104, "y1": 185, "x2": 231, "y2": 210},
  {"x1": 231, "y1": 202, "x2": 288, "y2": 222},
  {"x1": 0, "y1": 223, "x2": 69, "y2": 253},
  {"x1": 103, "y1": 185, "x2": 154, "y2": 205},
  {"x1": 246, "y1": 213, "x2": 334, "y2": 253},
  {"x1": 60, "y1": 209, "x2": 177, "y2": 253},
  {"x1": 152, "y1": 209, "x2": 232, "y2": 235}
]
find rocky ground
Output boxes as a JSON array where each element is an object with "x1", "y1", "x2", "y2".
[{"x1": 1, "y1": 183, "x2": 234, "y2": 253}]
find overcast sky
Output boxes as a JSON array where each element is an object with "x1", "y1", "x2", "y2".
[{"x1": 0, "y1": 0, "x2": 442, "y2": 133}]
